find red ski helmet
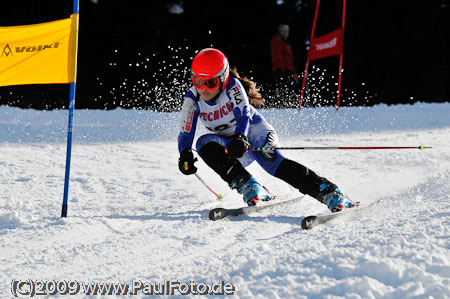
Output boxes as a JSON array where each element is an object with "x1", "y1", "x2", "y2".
[{"x1": 191, "y1": 48, "x2": 230, "y2": 91}]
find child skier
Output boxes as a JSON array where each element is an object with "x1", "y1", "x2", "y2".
[{"x1": 177, "y1": 48, "x2": 356, "y2": 212}]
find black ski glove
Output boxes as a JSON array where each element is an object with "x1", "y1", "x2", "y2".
[
  {"x1": 226, "y1": 133, "x2": 248, "y2": 158},
  {"x1": 178, "y1": 148, "x2": 198, "y2": 175}
]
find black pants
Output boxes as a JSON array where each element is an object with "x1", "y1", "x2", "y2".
[{"x1": 198, "y1": 141, "x2": 336, "y2": 200}]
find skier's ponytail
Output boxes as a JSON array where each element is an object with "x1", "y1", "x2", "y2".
[{"x1": 229, "y1": 67, "x2": 265, "y2": 106}]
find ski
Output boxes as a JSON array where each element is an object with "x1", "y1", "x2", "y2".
[
  {"x1": 301, "y1": 202, "x2": 363, "y2": 230},
  {"x1": 209, "y1": 195, "x2": 306, "y2": 221}
]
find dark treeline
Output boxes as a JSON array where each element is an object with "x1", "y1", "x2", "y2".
[{"x1": 0, "y1": 0, "x2": 449, "y2": 111}]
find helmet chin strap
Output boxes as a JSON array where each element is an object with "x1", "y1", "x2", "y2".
[
  {"x1": 197, "y1": 87, "x2": 221, "y2": 103},
  {"x1": 211, "y1": 92, "x2": 221, "y2": 102},
  {"x1": 204, "y1": 91, "x2": 221, "y2": 104}
]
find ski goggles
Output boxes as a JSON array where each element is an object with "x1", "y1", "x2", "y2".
[{"x1": 192, "y1": 76, "x2": 220, "y2": 90}]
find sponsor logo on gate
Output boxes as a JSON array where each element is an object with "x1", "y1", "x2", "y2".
[
  {"x1": 315, "y1": 37, "x2": 337, "y2": 51},
  {"x1": 1, "y1": 42, "x2": 61, "y2": 58}
]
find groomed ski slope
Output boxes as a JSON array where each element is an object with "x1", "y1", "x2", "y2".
[{"x1": 1, "y1": 102, "x2": 450, "y2": 298}]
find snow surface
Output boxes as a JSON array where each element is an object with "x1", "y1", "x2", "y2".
[{"x1": 1, "y1": 102, "x2": 450, "y2": 298}]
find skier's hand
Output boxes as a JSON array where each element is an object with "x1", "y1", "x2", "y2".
[
  {"x1": 178, "y1": 148, "x2": 198, "y2": 175},
  {"x1": 226, "y1": 133, "x2": 248, "y2": 158}
]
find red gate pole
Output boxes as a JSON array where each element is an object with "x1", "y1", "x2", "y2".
[
  {"x1": 299, "y1": 0, "x2": 321, "y2": 109},
  {"x1": 336, "y1": 0, "x2": 347, "y2": 110}
]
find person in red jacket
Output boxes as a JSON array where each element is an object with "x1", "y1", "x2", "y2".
[{"x1": 271, "y1": 24, "x2": 298, "y2": 83}]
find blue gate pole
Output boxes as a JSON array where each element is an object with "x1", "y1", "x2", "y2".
[
  {"x1": 61, "y1": 83, "x2": 76, "y2": 217},
  {"x1": 61, "y1": 0, "x2": 80, "y2": 217}
]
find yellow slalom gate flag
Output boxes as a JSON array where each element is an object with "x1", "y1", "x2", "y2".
[{"x1": 0, "y1": 14, "x2": 79, "y2": 87}]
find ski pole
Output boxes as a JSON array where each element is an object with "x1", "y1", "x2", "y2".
[
  {"x1": 194, "y1": 173, "x2": 224, "y2": 201},
  {"x1": 248, "y1": 144, "x2": 431, "y2": 151}
]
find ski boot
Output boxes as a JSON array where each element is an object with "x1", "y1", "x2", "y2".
[
  {"x1": 318, "y1": 183, "x2": 357, "y2": 212},
  {"x1": 237, "y1": 177, "x2": 273, "y2": 206}
]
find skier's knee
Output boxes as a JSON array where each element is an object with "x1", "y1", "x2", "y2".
[
  {"x1": 198, "y1": 142, "x2": 229, "y2": 172},
  {"x1": 196, "y1": 134, "x2": 225, "y2": 152},
  {"x1": 198, "y1": 141, "x2": 251, "y2": 187}
]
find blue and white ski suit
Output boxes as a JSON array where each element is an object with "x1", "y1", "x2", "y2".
[{"x1": 178, "y1": 77, "x2": 285, "y2": 176}]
